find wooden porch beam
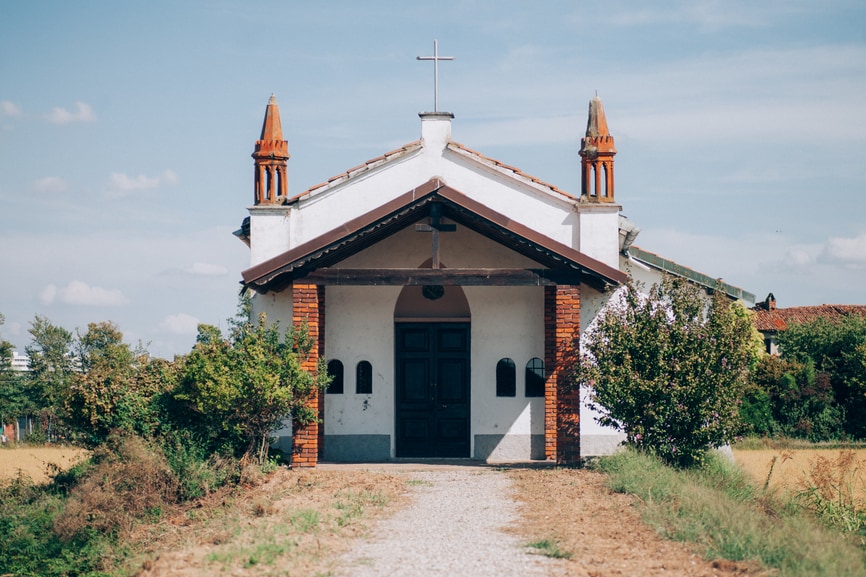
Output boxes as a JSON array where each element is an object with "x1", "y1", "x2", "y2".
[{"x1": 296, "y1": 268, "x2": 582, "y2": 286}]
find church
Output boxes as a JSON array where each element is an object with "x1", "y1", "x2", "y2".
[{"x1": 235, "y1": 86, "x2": 753, "y2": 467}]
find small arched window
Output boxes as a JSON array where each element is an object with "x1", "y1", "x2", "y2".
[
  {"x1": 496, "y1": 358, "x2": 516, "y2": 397},
  {"x1": 525, "y1": 357, "x2": 545, "y2": 397},
  {"x1": 326, "y1": 360, "x2": 344, "y2": 394},
  {"x1": 356, "y1": 360, "x2": 373, "y2": 394}
]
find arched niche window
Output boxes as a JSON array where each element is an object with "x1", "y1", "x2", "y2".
[
  {"x1": 326, "y1": 360, "x2": 344, "y2": 394},
  {"x1": 496, "y1": 358, "x2": 516, "y2": 397},
  {"x1": 356, "y1": 360, "x2": 373, "y2": 395},
  {"x1": 525, "y1": 357, "x2": 545, "y2": 398}
]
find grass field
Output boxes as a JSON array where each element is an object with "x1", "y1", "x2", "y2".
[
  {"x1": 733, "y1": 448, "x2": 866, "y2": 500},
  {"x1": 0, "y1": 445, "x2": 89, "y2": 484}
]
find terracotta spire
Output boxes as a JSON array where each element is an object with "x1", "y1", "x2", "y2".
[
  {"x1": 579, "y1": 96, "x2": 617, "y2": 202},
  {"x1": 252, "y1": 94, "x2": 290, "y2": 205}
]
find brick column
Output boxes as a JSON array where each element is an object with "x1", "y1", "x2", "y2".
[
  {"x1": 316, "y1": 286, "x2": 325, "y2": 459},
  {"x1": 544, "y1": 284, "x2": 581, "y2": 465},
  {"x1": 291, "y1": 284, "x2": 324, "y2": 468}
]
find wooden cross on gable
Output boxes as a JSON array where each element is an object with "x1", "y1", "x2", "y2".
[{"x1": 415, "y1": 202, "x2": 456, "y2": 269}]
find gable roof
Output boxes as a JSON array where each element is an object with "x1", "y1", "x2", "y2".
[
  {"x1": 286, "y1": 140, "x2": 424, "y2": 204},
  {"x1": 753, "y1": 304, "x2": 866, "y2": 333},
  {"x1": 446, "y1": 142, "x2": 577, "y2": 201},
  {"x1": 627, "y1": 246, "x2": 755, "y2": 303},
  {"x1": 242, "y1": 178, "x2": 627, "y2": 293},
  {"x1": 280, "y1": 138, "x2": 579, "y2": 207}
]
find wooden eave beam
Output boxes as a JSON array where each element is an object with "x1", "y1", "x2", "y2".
[{"x1": 292, "y1": 268, "x2": 583, "y2": 286}]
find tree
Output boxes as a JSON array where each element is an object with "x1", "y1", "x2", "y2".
[
  {"x1": 776, "y1": 316, "x2": 866, "y2": 438},
  {"x1": 25, "y1": 315, "x2": 76, "y2": 437},
  {"x1": 62, "y1": 322, "x2": 168, "y2": 446},
  {"x1": 576, "y1": 276, "x2": 757, "y2": 467},
  {"x1": 177, "y1": 310, "x2": 329, "y2": 465},
  {"x1": 752, "y1": 354, "x2": 843, "y2": 440},
  {"x1": 0, "y1": 313, "x2": 25, "y2": 434}
]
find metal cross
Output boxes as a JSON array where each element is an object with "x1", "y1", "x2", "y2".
[{"x1": 416, "y1": 39, "x2": 454, "y2": 112}]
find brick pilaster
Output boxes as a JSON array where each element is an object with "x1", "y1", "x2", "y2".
[
  {"x1": 544, "y1": 284, "x2": 581, "y2": 465},
  {"x1": 291, "y1": 283, "x2": 323, "y2": 468}
]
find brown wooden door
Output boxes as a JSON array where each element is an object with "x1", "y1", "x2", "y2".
[{"x1": 395, "y1": 323, "x2": 470, "y2": 458}]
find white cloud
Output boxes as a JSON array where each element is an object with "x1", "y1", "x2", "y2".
[
  {"x1": 159, "y1": 313, "x2": 200, "y2": 335},
  {"x1": 45, "y1": 101, "x2": 97, "y2": 124},
  {"x1": 38, "y1": 285, "x2": 57, "y2": 306},
  {"x1": 1, "y1": 100, "x2": 22, "y2": 117},
  {"x1": 186, "y1": 262, "x2": 228, "y2": 276},
  {"x1": 39, "y1": 281, "x2": 128, "y2": 307},
  {"x1": 782, "y1": 248, "x2": 816, "y2": 268},
  {"x1": 106, "y1": 169, "x2": 179, "y2": 196},
  {"x1": 819, "y1": 233, "x2": 866, "y2": 269},
  {"x1": 162, "y1": 169, "x2": 179, "y2": 185},
  {"x1": 33, "y1": 176, "x2": 69, "y2": 193}
]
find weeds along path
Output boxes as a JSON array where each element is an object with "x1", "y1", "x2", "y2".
[
  {"x1": 333, "y1": 469, "x2": 562, "y2": 577},
  {"x1": 511, "y1": 467, "x2": 766, "y2": 577}
]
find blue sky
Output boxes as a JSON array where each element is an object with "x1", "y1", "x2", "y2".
[{"x1": 1, "y1": 1, "x2": 865, "y2": 358}]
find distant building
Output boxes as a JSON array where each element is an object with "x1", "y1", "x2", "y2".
[
  {"x1": 10, "y1": 351, "x2": 30, "y2": 372},
  {"x1": 3, "y1": 352, "x2": 30, "y2": 442},
  {"x1": 753, "y1": 293, "x2": 866, "y2": 355}
]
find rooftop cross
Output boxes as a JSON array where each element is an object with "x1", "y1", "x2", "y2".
[{"x1": 416, "y1": 39, "x2": 454, "y2": 113}]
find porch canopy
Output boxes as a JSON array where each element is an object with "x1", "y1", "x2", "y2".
[{"x1": 242, "y1": 178, "x2": 628, "y2": 293}]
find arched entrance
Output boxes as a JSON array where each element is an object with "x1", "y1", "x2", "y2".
[{"x1": 394, "y1": 270, "x2": 471, "y2": 458}]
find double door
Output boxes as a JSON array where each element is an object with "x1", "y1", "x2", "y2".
[{"x1": 395, "y1": 323, "x2": 470, "y2": 458}]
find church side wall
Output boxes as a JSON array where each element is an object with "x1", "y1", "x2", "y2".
[{"x1": 579, "y1": 283, "x2": 627, "y2": 456}]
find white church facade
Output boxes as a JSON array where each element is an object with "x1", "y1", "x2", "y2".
[{"x1": 235, "y1": 93, "x2": 753, "y2": 467}]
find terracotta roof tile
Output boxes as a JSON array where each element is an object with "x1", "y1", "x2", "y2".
[
  {"x1": 447, "y1": 142, "x2": 578, "y2": 201},
  {"x1": 283, "y1": 138, "x2": 579, "y2": 205},
  {"x1": 753, "y1": 304, "x2": 866, "y2": 332},
  {"x1": 286, "y1": 140, "x2": 423, "y2": 203}
]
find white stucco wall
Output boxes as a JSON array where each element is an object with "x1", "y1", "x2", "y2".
[
  {"x1": 324, "y1": 285, "x2": 401, "y2": 439},
  {"x1": 464, "y1": 285, "x2": 546, "y2": 449},
  {"x1": 576, "y1": 204, "x2": 621, "y2": 269},
  {"x1": 248, "y1": 206, "x2": 292, "y2": 266}
]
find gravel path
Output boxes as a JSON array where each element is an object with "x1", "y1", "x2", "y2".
[{"x1": 335, "y1": 469, "x2": 559, "y2": 577}]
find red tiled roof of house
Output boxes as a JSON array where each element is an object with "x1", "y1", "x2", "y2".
[{"x1": 753, "y1": 304, "x2": 866, "y2": 332}]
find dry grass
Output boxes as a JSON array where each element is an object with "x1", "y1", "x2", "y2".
[
  {"x1": 508, "y1": 467, "x2": 763, "y2": 577},
  {"x1": 0, "y1": 445, "x2": 88, "y2": 484},
  {"x1": 131, "y1": 468, "x2": 408, "y2": 577},
  {"x1": 733, "y1": 448, "x2": 866, "y2": 500}
]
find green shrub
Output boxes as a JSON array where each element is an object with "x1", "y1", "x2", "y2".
[
  {"x1": 0, "y1": 474, "x2": 113, "y2": 576},
  {"x1": 577, "y1": 277, "x2": 757, "y2": 467},
  {"x1": 159, "y1": 429, "x2": 239, "y2": 500}
]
